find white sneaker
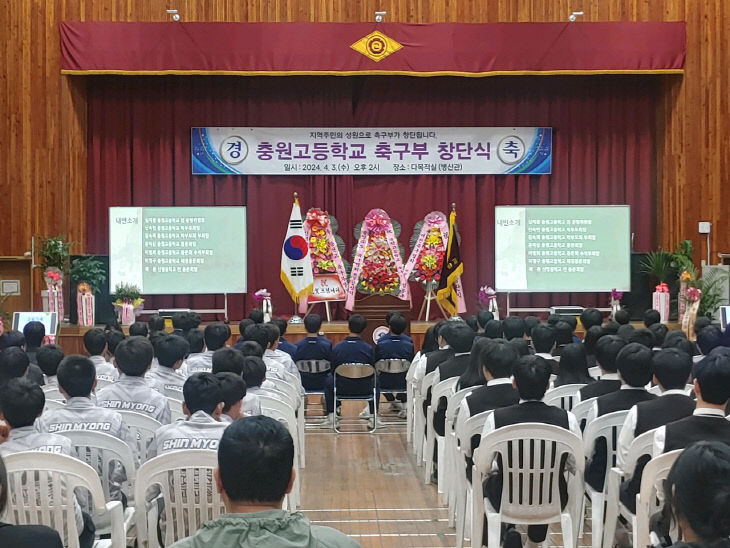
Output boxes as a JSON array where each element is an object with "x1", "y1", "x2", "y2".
[
  {"x1": 398, "y1": 409, "x2": 407, "y2": 419},
  {"x1": 321, "y1": 413, "x2": 335, "y2": 428},
  {"x1": 368, "y1": 416, "x2": 386, "y2": 429},
  {"x1": 359, "y1": 406, "x2": 372, "y2": 418}
]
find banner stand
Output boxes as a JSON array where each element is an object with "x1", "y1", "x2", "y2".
[
  {"x1": 418, "y1": 288, "x2": 447, "y2": 322},
  {"x1": 305, "y1": 301, "x2": 332, "y2": 322}
]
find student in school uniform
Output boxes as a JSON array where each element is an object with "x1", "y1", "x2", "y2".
[
  {"x1": 263, "y1": 323, "x2": 300, "y2": 381},
  {"x1": 576, "y1": 334, "x2": 626, "y2": 403},
  {"x1": 375, "y1": 313, "x2": 415, "y2": 411},
  {"x1": 148, "y1": 373, "x2": 228, "y2": 457},
  {"x1": 293, "y1": 314, "x2": 333, "y2": 391},
  {"x1": 83, "y1": 327, "x2": 118, "y2": 382},
  {"x1": 271, "y1": 317, "x2": 297, "y2": 358},
  {"x1": 475, "y1": 355, "x2": 581, "y2": 548},
  {"x1": 215, "y1": 372, "x2": 248, "y2": 421},
  {"x1": 146, "y1": 335, "x2": 189, "y2": 396},
  {"x1": 186, "y1": 323, "x2": 230, "y2": 374},
  {"x1": 36, "y1": 344, "x2": 64, "y2": 388},
  {"x1": 96, "y1": 336, "x2": 171, "y2": 424},
  {"x1": 531, "y1": 324, "x2": 560, "y2": 374},
  {"x1": 0, "y1": 378, "x2": 95, "y2": 548}
]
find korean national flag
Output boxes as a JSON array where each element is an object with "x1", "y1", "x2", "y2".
[{"x1": 280, "y1": 197, "x2": 314, "y2": 303}]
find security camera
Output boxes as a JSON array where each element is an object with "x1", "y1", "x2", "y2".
[
  {"x1": 166, "y1": 9, "x2": 180, "y2": 21},
  {"x1": 375, "y1": 11, "x2": 386, "y2": 23},
  {"x1": 569, "y1": 11, "x2": 584, "y2": 22}
]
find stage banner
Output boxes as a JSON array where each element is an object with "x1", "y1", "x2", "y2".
[{"x1": 191, "y1": 127, "x2": 552, "y2": 176}]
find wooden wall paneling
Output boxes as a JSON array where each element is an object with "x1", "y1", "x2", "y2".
[{"x1": 1, "y1": 0, "x2": 729, "y2": 281}]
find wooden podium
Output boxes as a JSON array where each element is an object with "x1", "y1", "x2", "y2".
[{"x1": 352, "y1": 294, "x2": 412, "y2": 343}]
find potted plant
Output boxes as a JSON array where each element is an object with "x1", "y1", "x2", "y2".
[
  {"x1": 36, "y1": 234, "x2": 74, "y2": 324},
  {"x1": 70, "y1": 256, "x2": 106, "y2": 327},
  {"x1": 112, "y1": 283, "x2": 144, "y2": 326}
]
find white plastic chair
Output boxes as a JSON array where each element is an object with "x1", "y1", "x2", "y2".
[
  {"x1": 118, "y1": 410, "x2": 163, "y2": 463},
  {"x1": 333, "y1": 363, "x2": 378, "y2": 433},
  {"x1": 424, "y1": 377, "x2": 458, "y2": 484},
  {"x1": 471, "y1": 423, "x2": 585, "y2": 548},
  {"x1": 588, "y1": 366, "x2": 602, "y2": 380},
  {"x1": 267, "y1": 377, "x2": 305, "y2": 468},
  {"x1": 405, "y1": 353, "x2": 424, "y2": 443},
  {"x1": 414, "y1": 370, "x2": 438, "y2": 461},
  {"x1": 42, "y1": 386, "x2": 65, "y2": 402},
  {"x1": 166, "y1": 397, "x2": 186, "y2": 423},
  {"x1": 544, "y1": 384, "x2": 586, "y2": 411},
  {"x1": 583, "y1": 410, "x2": 629, "y2": 548},
  {"x1": 635, "y1": 450, "x2": 682, "y2": 548},
  {"x1": 134, "y1": 449, "x2": 224, "y2": 548},
  {"x1": 3, "y1": 451, "x2": 125, "y2": 548},
  {"x1": 454, "y1": 410, "x2": 493, "y2": 548},
  {"x1": 61, "y1": 429, "x2": 138, "y2": 536},
  {"x1": 472, "y1": 423, "x2": 585, "y2": 548},
  {"x1": 571, "y1": 397, "x2": 597, "y2": 430},
  {"x1": 259, "y1": 394, "x2": 301, "y2": 510},
  {"x1": 443, "y1": 386, "x2": 474, "y2": 509},
  {"x1": 602, "y1": 428, "x2": 658, "y2": 548}
]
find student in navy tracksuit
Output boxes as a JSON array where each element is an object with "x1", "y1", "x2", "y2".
[
  {"x1": 323, "y1": 315, "x2": 374, "y2": 425},
  {"x1": 375, "y1": 313, "x2": 415, "y2": 407},
  {"x1": 292, "y1": 314, "x2": 332, "y2": 391}
]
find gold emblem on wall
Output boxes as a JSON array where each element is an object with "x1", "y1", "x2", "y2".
[{"x1": 350, "y1": 31, "x2": 403, "y2": 62}]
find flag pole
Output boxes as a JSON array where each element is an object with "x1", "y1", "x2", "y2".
[{"x1": 288, "y1": 191, "x2": 305, "y2": 324}]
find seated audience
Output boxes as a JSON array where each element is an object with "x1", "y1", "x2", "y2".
[
  {"x1": 237, "y1": 340, "x2": 265, "y2": 358},
  {"x1": 617, "y1": 323, "x2": 636, "y2": 341},
  {"x1": 375, "y1": 312, "x2": 414, "y2": 409},
  {"x1": 501, "y1": 316, "x2": 526, "y2": 341},
  {"x1": 187, "y1": 323, "x2": 230, "y2": 374},
  {"x1": 149, "y1": 373, "x2": 228, "y2": 456},
  {"x1": 242, "y1": 324, "x2": 300, "y2": 387},
  {"x1": 465, "y1": 315, "x2": 479, "y2": 332},
  {"x1": 0, "y1": 378, "x2": 92, "y2": 546},
  {"x1": 474, "y1": 310, "x2": 494, "y2": 337},
  {"x1": 216, "y1": 372, "x2": 249, "y2": 421},
  {"x1": 583, "y1": 325, "x2": 604, "y2": 369},
  {"x1": 147, "y1": 314, "x2": 166, "y2": 336},
  {"x1": 585, "y1": 342, "x2": 656, "y2": 491},
  {"x1": 171, "y1": 312, "x2": 200, "y2": 337},
  {"x1": 523, "y1": 315, "x2": 539, "y2": 342},
  {"x1": 432, "y1": 325, "x2": 475, "y2": 436},
  {"x1": 128, "y1": 322, "x2": 148, "y2": 337},
  {"x1": 212, "y1": 347, "x2": 245, "y2": 376},
  {"x1": 236, "y1": 318, "x2": 255, "y2": 345},
  {"x1": 613, "y1": 309, "x2": 630, "y2": 325},
  {"x1": 648, "y1": 322, "x2": 669, "y2": 348},
  {"x1": 644, "y1": 308, "x2": 661, "y2": 328},
  {"x1": 577, "y1": 335, "x2": 626, "y2": 403},
  {"x1": 552, "y1": 321, "x2": 574, "y2": 357},
  {"x1": 424, "y1": 321, "x2": 456, "y2": 375},
  {"x1": 0, "y1": 453, "x2": 63, "y2": 545},
  {"x1": 96, "y1": 336, "x2": 171, "y2": 424},
  {"x1": 248, "y1": 308, "x2": 265, "y2": 324},
  {"x1": 0, "y1": 347, "x2": 31, "y2": 384},
  {"x1": 458, "y1": 337, "x2": 490, "y2": 389},
  {"x1": 83, "y1": 327, "x2": 118, "y2": 381},
  {"x1": 22, "y1": 320, "x2": 46, "y2": 364},
  {"x1": 653, "y1": 353, "x2": 730, "y2": 456},
  {"x1": 532, "y1": 324, "x2": 559, "y2": 373},
  {"x1": 0, "y1": 329, "x2": 44, "y2": 385},
  {"x1": 324, "y1": 314, "x2": 374, "y2": 425},
  {"x1": 661, "y1": 441, "x2": 730, "y2": 548},
  {"x1": 170, "y1": 415, "x2": 360, "y2": 547},
  {"x1": 180, "y1": 328, "x2": 205, "y2": 375},
  {"x1": 147, "y1": 334, "x2": 189, "y2": 395},
  {"x1": 616, "y1": 347, "x2": 694, "y2": 512},
  {"x1": 241, "y1": 356, "x2": 270, "y2": 413},
  {"x1": 580, "y1": 308, "x2": 604, "y2": 331},
  {"x1": 602, "y1": 320, "x2": 620, "y2": 335},
  {"x1": 293, "y1": 314, "x2": 332, "y2": 390},
  {"x1": 630, "y1": 327, "x2": 657, "y2": 349},
  {"x1": 476, "y1": 355, "x2": 580, "y2": 548},
  {"x1": 484, "y1": 319, "x2": 503, "y2": 339},
  {"x1": 409, "y1": 322, "x2": 442, "y2": 386},
  {"x1": 36, "y1": 344, "x2": 64, "y2": 387},
  {"x1": 507, "y1": 338, "x2": 530, "y2": 357},
  {"x1": 271, "y1": 317, "x2": 297, "y2": 358},
  {"x1": 553, "y1": 342, "x2": 594, "y2": 387},
  {"x1": 262, "y1": 322, "x2": 300, "y2": 380},
  {"x1": 696, "y1": 325, "x2": 724, "y2": 359},
  {"x1": 105, "y1": 329, "x2": 125, "y2": 357}
]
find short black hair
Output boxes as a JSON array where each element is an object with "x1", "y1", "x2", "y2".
[
  {"x1": 629, "y1": 328, "x2": 656, "y2": 349},
  {"x1": 242, "y1": 324, "x2": 270, "y2": 352},
  {"x1": 616, "y1": 323, "x2": 636, "y2": 341},
  {"x1": 156, "y1": 335, "x2": 190, "y2": 368},
  {"x1": 388, "y1": 313, "x2": 407, "y2": 335},
  {"x1": 554, "y1": 321, "x2": 574, "y2": 346},
  {"x1": 614, "y1": 309, "x2": 630, "y2": 325},
  {"x1": 185, "y1": 329, "x2": 205, "y2": 353},
  {"x1": 615, "y1": 342, "x2": 653, "y2": 387},
  {"x1": 57, "y1": 355, "x2": 96, "y2": 397},
  {"x1": 204, "y1": 323, "x2": 231, "y2": 351},
  {"x1": 502, "y1": 316, "x2": 526, "y2": 341},
  {"x1": 83, "y1": 327, "x2": 108, "y2": 355},
  {"x1": 694, "y1": 354, "x2": 730, "y2": 405},
  {"x1": 444, "y1": 324, "x2": 475, "y2": 353},
  {"x1": 562, "y1": 315, "x2": 578, "y2": 331},
  {"x1": 215, "y1": 372, "x2": 246, "y2": 412},
  {"x1": 183, "y1": 373, "x2": 223, "y2": 415},
  {"x1": 595, "y1": 335, "x2": 627, "y2": 373},
  {"x1": 241, "y1": 356, "x2": 266, "y2": 388},
  {"x1": 105, "y1": 329, "x2": 126, "y2": 354},
  {"x1": 531, "y1": 324, "x2": 556, "y2": 354},
  {"x1": 348, "y1": 314, "x2": 367, "y2": 334},
  {"x1": 547, "y1": 314, "x2": 560, "y2": 326},
  {"x1": 663, "y1": 332, "x2": 694, "y2": 356},
  {"x1": 0, "y1": 378, "x2": 45, "y2": 427},
  {"x1": 147, "y1": 314, "x2": 166, "y2": 333},
  {"x1": 663, "y1": 329, "x2": 688, "y2": 347},
  {"x1": 212, "y1": 347, "x2": 245, "y2": 375},
  {"x1": 643, "y1": 309, "x2": 661, "y2": 327},
  {"x1": 238, "y1": 318, "x2": 255, "y2": 336},
  {"x1": 652, "y1": 348, "x2": 692, "y2": 390},
  {"x1": 271, "y1": 317, "x2": 288, "y2": 337},
  {"x1": 648, "y1": 323, "x2": 669, "y2": 346},
  {"x1": 476, "y1": 310, "x2": 494, "y2": 329},
  {"x1": 237, "y1": 340, "x2": 264, "y2": 358},
  {"x1": 0, "y1": 347, "x2": 29, "y2": 382},
  {"x1": 172, "y1": 311, "x2": 199, "y2": 333},
  {"x1": 0, "y1": 330, "x2": 24, "y2": 351},
  {"x1": 263, "y1": 323, "x2": 280, "y2": 347},
  {"x1": 304, "y1": 314, "x2": 322, "y2": 334},
  {"x1": 218, "y1": 415, "x2": 294, "y2": 503},
  {"x1": 36, "y1": 344, "x2": 64, "y2": 377},
  {"x1": 524, "y1": 316, "x2": 540, "y2": 337},
  {"x1": 583, "y1": 325, "x2": 605, "y2": 356},
  {"x1": 22, "y1": 321, "x2": 45, "y2": 348},
  {"x1": 512, "y1": 355, "x2": 552, "y2": 401},
  {"x1": 697, "y1": 325, "x2": 723, "y2": 355},
  {"x1": 480, "y1": 339, "x2": 518, "y2": 379},
  {"x1": 465, "y1": 315, "x2": 478, "y2": 332},
  {"x1": 114, "y1": 336, "x2": 153, "y2": 376},
  {"x1": 694, "y1": 316, "x2": 712, "y2": 335},
  {"x1": 580, "y1": 308, "x2": 603, "y2": 330},
  {"x1": 484, "y1": 320, "x2": 503, "y2": 339},
  {"x1": 508, "y1": 338, "x2": 530, "y2": 357},
  {"x1": 248, "y1": 309, "x2": 264, "y2": 324},
  {"x1": 128, "y1": 322, "x2": 149, "y2": 337},
  {"x1": 602, "y1": 320, "x2": 620, "y2": 335}
]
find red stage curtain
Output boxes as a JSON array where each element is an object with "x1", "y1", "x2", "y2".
[{"x1": 87, "y1": 75, "x2": 656, "y2": 321}]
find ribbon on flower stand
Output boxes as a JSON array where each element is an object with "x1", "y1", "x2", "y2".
[
  {"x1": 681, "y1": 287, "x2": 702, "y2": 341},
  {"x1": 652, "y1": 282, "x2": 670, "y2": 324},
  {"x1": 254, "y1": 289, "x2": 273, "y2": 322},
  {"x1": 76, "y1": 283, "x2": 95, "y2": 327},
  {"x1": 610, "y1": 289, "x2": 623, "y2": 320},
  {"x1": 44, "y1": 268, "x2": 64, "y2": 331},
  {"x1": 678, "y1": 271, "x2": 693, "y2": 322},
  {"x1": 478, "y1": 285, "x2": 500, "y2": 320}
]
